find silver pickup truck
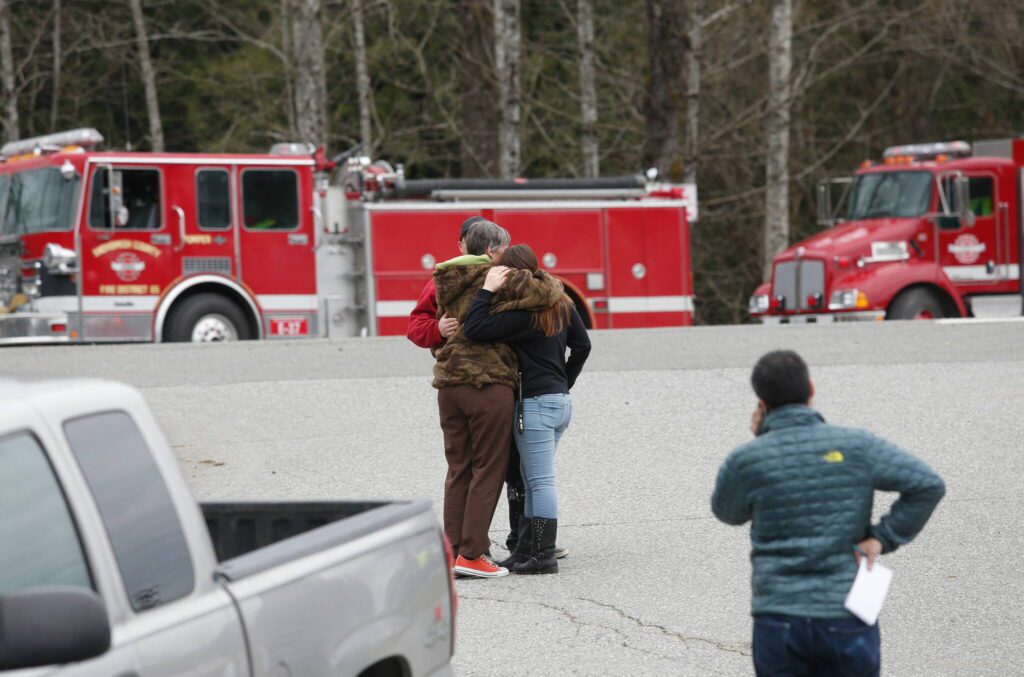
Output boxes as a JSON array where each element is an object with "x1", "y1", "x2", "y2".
[{"x1": 0, "y1": 378, "x2": 456, "y2": 676}]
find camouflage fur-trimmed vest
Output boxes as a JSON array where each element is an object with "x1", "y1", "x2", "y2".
[{"x1": 431, "y1": 255, "x2": 565, "y2": 389}]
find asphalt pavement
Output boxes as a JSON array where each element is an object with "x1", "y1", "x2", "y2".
[{"x1": 4, "y1": 320, "x2": 1023, "y2": 676}]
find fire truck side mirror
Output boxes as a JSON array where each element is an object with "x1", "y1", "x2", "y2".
[
  {"x1": 816, "y1": 183, "x2": 833, "y2": 228},
  {"x1": 954, "y1": 175, "x2": 975, "y2": 228}
]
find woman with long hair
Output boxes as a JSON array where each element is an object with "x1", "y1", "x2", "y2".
[{"x1": 463, "y1": 244, "x2": 591, "y2": 574}]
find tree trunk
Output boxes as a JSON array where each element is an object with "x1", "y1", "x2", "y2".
[
  {"x1": 50, "y1": 0, "x2": 61, "y2": 130},
  {"x1": 351, "y1": 0, "x2": 372, "y2": 156},
  {"x1": 763, "y1": 0, "x2": 792, "y2": 277},
  {"x1": 577, "y1": 0, "x2": 598, "y2": 177},
  {"x1": 458, "y1": 0, "x2": 497, "y2": 177},
  {"x1": 683, "y1": 0, "x2": 701, "y2": 186},
  {"x1": 642, "y1": 0, "x2": 684, "y2": 179},
  {"x1": 494, "y1": 0, "x2": 521, "y2": 179},
  {"x1": 290, "y1": 0, "x2": 328, "y2": 149},
  {"x1": 128, "y1": 0, "x2": 164, "y2": 151},
  {"x1": 0, "y1": 0, "x2": 18, "y2": 142},
  {"x1": 280, "y1": 0, "x2": 296, "y2": 136}
]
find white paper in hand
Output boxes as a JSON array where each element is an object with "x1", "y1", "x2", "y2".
[{"x1": 844, "y1": 558, "x2": 893, "y2": 626}]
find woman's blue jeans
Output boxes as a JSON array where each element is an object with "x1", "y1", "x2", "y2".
[{"x1": 514, "y1": 393, "x2": 572, "y2": 519}]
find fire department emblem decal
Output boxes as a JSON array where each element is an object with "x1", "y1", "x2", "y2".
[
  {"x1": 111, "y1": 252, "x2": 146, "y2": 281},
  {"x1": 948, "y1": 234, "x2": 985, "y2": 265}
]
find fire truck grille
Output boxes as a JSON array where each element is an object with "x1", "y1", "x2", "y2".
[
  {"x1": 772, "y1": 259, "x2": 825, "y2": 311},
  {"x1": 183, "y1": 257, "x2": 232, "y2": 276},
  {"x1": 0, "y1": 256, "x2": 19, "y2": 307}
]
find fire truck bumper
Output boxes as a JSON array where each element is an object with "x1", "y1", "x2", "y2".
[
  {"x1": 0, "y1": 312, "x2": 72, "y2": 345},
  {"x1": 758, "y1": 310, "x2": 885, "y2": 325}
]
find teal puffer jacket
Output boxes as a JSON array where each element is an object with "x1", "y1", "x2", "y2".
[{"x1": 712, "y1": 405, "x2": 945, "y2": 618}]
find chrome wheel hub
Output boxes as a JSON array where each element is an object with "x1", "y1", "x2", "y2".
[{"x1": 190, "y1": 314, "x2": 238, "y2": 342}]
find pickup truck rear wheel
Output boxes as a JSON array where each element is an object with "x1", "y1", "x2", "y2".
[
  {"x1": 164, "y1": 293, "x2": 253, "y2": 342},
  {"x1": 887, "y1": 288, "x2": 947, "y2": 320}
]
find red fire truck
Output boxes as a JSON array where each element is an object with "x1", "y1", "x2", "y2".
[
  {"x1": 0, "y1": 129, "x2": 696, "y2": 344},
  {"x1": 749, "y1": 138, "x2": 1024, "y2": 323}
]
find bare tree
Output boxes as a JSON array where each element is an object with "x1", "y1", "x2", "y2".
[
  {"x1": 458, "y1": 0, "x2": 497, "y2": 177},
  {"x1": 351, "y1": 0, "x2": 372, "y2": 156},
  {"x1": 128, "y1": 0, "x2": 164, "y2": 151},
  {"x1": 683, "y1": 0, "x2": 701, "y2": 185},
  {"x1": 642, "y1": 0, "x2": 684, "y2": 179},
  {"x1": 290, "y1": 0, "x2": 328, "y2": 149},
  {"x1": 577, "y1": 0, "x2": 598, "y2": 177},
  {"x1": 50, "y1": 0, "x2": 61, "y2": 130},
  {"x1": 280, "y1": 0, "x2": 296, "y2": 136},
  {"x1": 494, "y1": 0, "x2": 521, "y2": 178},
  {"x1": 763, "y1": 0, "x2": 792, "y2": 276},
  {"x1": 0, "y1": 0, "x2": 17, "y2": 142}
]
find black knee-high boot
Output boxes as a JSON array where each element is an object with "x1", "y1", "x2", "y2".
[
  {"x1": 498, "y1": 516, "x2": 531, "y2": 569},
  {"x1": 504, "y1": 436, "x2": 525, "y2": 552},
  {"x1": 513, "y1": 517, "x2": 558, "y2": 575},
  {"x1": 505, "y1": 481, "x2": 526, "y2": 552}
]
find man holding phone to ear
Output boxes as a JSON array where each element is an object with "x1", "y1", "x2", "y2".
[{"x1": 712, "y1": 350, "x2": 945, "y2": 677}]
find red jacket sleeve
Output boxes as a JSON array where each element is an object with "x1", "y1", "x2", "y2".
[{"x1": 406, "y1": 278, "x2": 443, "y2": 348}]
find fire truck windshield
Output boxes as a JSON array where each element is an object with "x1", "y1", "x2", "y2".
[
  {"x1": 1, "y1": 167, "x2": 79, "y2": 236},
  {"x1": 846, "y1": 170, "x2": 932, "y2": 220}
]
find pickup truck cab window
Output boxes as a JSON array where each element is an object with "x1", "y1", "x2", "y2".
[
  {"x1": 64, "y1": 411, "x2": 194, "y2": 612},
  {"x1": 0, "y1": 431, "x2": 92, "y2": 594}
]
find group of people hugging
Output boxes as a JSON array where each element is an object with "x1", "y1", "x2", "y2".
[{"x1": 407, "y1": 217, "x2": 590, "y2": 578}]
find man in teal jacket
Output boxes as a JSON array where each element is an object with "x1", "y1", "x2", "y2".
[{"x1": 712, "y1": 350, "x2": 945, "y2": 676}]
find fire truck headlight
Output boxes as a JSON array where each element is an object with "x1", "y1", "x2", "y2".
[
  {"x1": 829, "y1": 289, "x2": 870, "y2": 310},
  {"x1": 748, "y1": 293, "x2": 770, "y2": 314},
  {"x1": 22, "y1": 275, "x2": 40, "y2": 298},
  {"x1": 43, "y1": 243, "x2": 77, "y2": 275}
]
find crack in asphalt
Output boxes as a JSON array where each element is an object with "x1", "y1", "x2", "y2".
[
  {"x1": 458, "y1": 592, "x2": 750, "y2": 660},
  {"x1": 576, "y1": 597, "x2": 751, "y2": 657},
  {"x1": 486, "y1": 514, "x2": 715, "y2": 537}
]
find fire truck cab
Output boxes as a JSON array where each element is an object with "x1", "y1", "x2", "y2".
[
  {"x1": 750, "y1": 138, "x2": 1024, "y2": 322},
  {"x1": 0, "y1": 129, "x2": 696, "y2": 345}
]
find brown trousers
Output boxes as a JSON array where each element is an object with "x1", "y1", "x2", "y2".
[{"x1": 438, "y1": 384, "x2": 514, "y2": 559}]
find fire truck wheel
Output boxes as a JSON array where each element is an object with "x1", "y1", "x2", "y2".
[
  {"x1": 164, "y1": 293, "x2": 253, "y2": 342},
  {"x1": 887, "y1": 288, "x2": 948, "y2": 321}
]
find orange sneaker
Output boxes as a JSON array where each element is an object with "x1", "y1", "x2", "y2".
[{"x1": 453, "y1": 554, "x2": 509, "y2": 578}]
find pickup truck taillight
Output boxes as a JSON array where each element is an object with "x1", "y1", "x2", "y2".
[{"x1": 442, "y1": 531, "x2": 457, "y2": 656}]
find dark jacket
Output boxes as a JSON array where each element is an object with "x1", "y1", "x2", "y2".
[
  {"x1": 712, "y1": 405, "x2": 945, "y2": 618},
  {"x1": 463, "y1": 288, "x2": 591, "y2": 398},
  {"x1": 431, "y1": 256, "x2": 563, "y2": 390}
]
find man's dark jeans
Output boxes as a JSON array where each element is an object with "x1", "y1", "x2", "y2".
[{"x1": 753, "y1": 614, "x2": 880, "y2": 677}]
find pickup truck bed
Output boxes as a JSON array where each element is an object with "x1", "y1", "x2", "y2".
[{"x1": 203, "y1": 500, "x2": 436, "y2": 581}]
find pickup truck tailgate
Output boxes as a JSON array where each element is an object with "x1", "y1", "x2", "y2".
[{"x1": 212, "y1": 500, "x2": 453, "y2": 677}]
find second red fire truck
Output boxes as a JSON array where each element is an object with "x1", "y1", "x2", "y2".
[
  {"x1": 750, "y1": 138, "x2": 1024, "y2": 323},
  {"x1": 0, "y1": 129, "x2": 696, "y2": 344}
]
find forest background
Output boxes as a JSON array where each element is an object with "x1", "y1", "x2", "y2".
[{"x1": 1, "y1": 0, "x2": 1022, "y2": 324}]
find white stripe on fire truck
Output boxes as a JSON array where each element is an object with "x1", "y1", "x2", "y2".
[
  {"x1": 86, "y1": 156, "x2": 315, "y2": 167},
  {"x1": 943, "y1": 264, "x2": 1021, "y2": 282},
  {"x1": 82, "y1": 296, "x2": 160, "y2": 312},
  {"x1": 376, "y1": 300, "x2": 417, "y2": 317},
  {"x1": 374, "y1": 295, "x2": 695, "y2": 318},
  {"x1": 606, "y1": 295, "x2": 694, "y2": 313},
  {"x1": 255, "y1": 294, "x2": 319, "y2": 311}
]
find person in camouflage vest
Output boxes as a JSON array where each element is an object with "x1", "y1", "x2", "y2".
[{"x1": 433, "y1": 221, "x2": 564, "y2": 578}]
